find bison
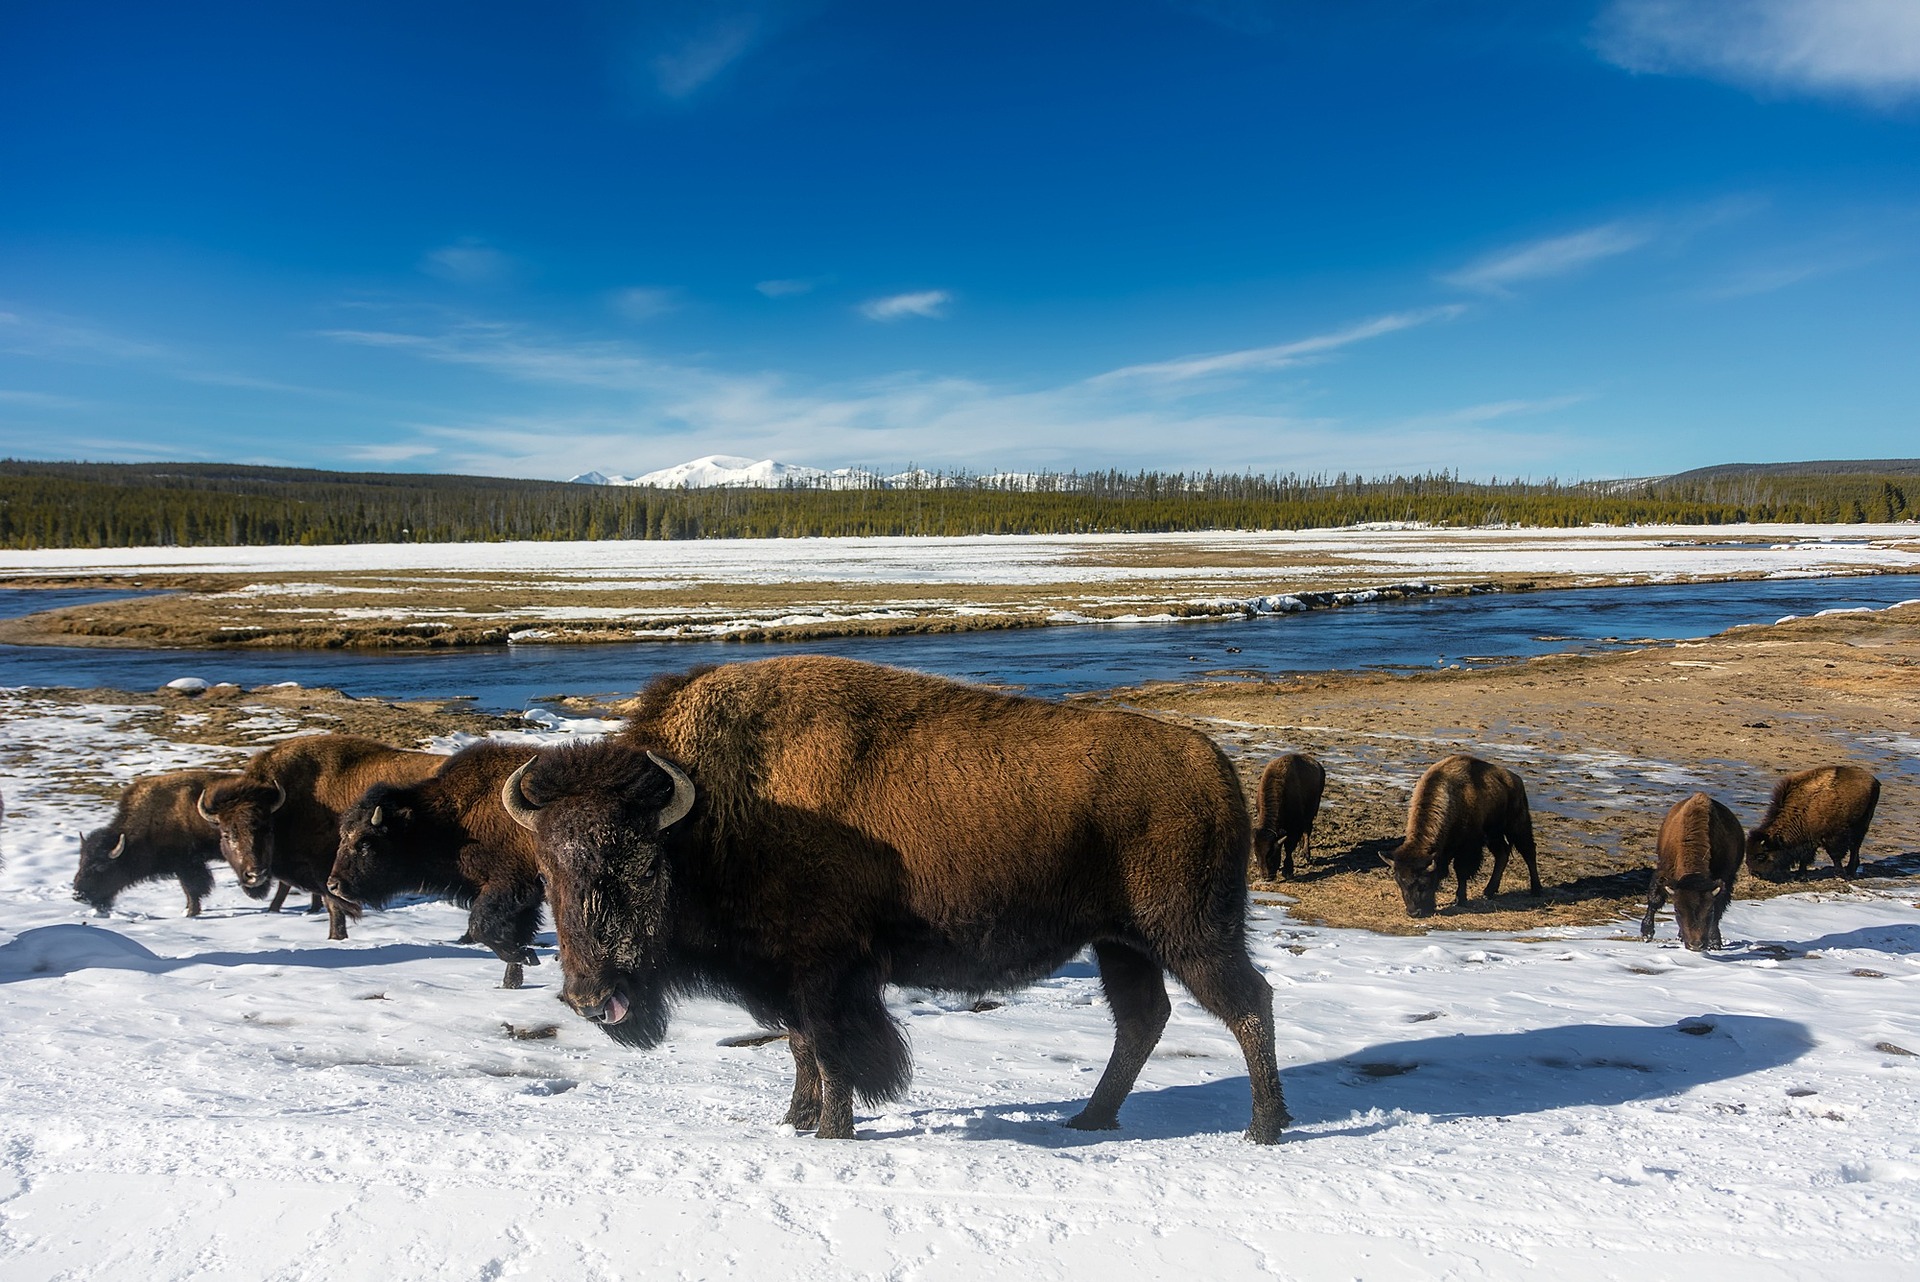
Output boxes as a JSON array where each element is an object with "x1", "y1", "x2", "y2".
[
  {"x1": 1389, "y1": 753, "x2": 1539, "y2": 918},
  {"x1": 73, "y1": 769, "x2": 238, "y2": 916},
  {"x1": 1252, "y1": 753, "x2": 1325, "y2": 880},
  {"x1": 330, "y1": 741, "x2": 547, "y2": 988},
  {"x1": 499, "y1": 656, "x2": 1289, "y2": 1144},
  {"x1": 1746, "y1": 764, "x2": 1881, "y2": 880},
  {"x1": 1641, "y1": 792, "x2": 1742, "y2": 951},
  {"x1": 199, "y1": 735, "x2": 443, "y2": 939}
]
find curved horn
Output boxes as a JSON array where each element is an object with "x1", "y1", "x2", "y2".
[
  {"x1": 196, "y1": 788, "x2": 217, "y2": 823},
  {"x1": 646, "y1": 752, "x2": 696, "y2": 831},
  {"x1": 370, "y1": 804, "x2": 384, "y2": 829},
  {"x1": 109, "y1": 833, "x2": 127, "y2": 859},
  {"x1": 269, "y1": 777, "x2": 287, "y2": 813},
  {"x1": 1377, "y1": 850, "x2": 1395, "y2": 869},
  {"x1": 500, "y1": 758, "x2": 543, "y2": 833}
]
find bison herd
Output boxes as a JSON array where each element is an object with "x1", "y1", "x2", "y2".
[{"x1": 68, "y1": 655, "x2": 1884, "y2": 1143}]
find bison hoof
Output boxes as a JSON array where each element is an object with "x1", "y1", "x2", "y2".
[
  {"x1": 456, "y1": 931, "x2": 475, "y2": 945},
  {"x1": 1063, "y1": 1110, "x2": 1120, "y2": 1132},
  {"x1": 521, "y1": 948, "x2": 540, "y2": 966},
  {"x1": 783, "y1": 1105, "x2": 821, "y2": 1130},
  {"x1": 502, "y1": 963, "x2": 525, "y2": 990}
]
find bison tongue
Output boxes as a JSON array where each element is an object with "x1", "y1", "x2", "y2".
[{"x1": 604, "y1": 992, "x2": 631, "y2": 1025}]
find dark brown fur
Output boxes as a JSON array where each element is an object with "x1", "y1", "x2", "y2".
[
  {"x1": 1390, "y1": 753, "x2": 1539, "y2": 918},
  {"x1": 73, "y1": 770, "x2": 237, "y2": 916},
  {"x1": 201, "y1": 735, "x2": 443, "y2": 939},
  {"x1": 1641, "y1": 792, "x2": 1743, "y2": 951},
  {"x1": 1252, "y1": 753, "x2": 1325, "y2": 880},
  {"x1": 1746, "y1": 764, "x2": 1881, "y2": 880},
  {"x1": 514, "y1": 655, "x2": 1289, "y2": 1144},
  {"x1": 331, "y1": 742, "x2": 547, "y2": 988}
]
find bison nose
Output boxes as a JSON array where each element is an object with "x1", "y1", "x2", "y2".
[
  {"x1": 242, "y1": 872, "x2": 270, "y2": 889},
  {"x1": 326, "y1": 878, "x2": 344, "y2": 896},
  {"x1": 569, "y1": 991, "x2": 631, "y2": 1025}
]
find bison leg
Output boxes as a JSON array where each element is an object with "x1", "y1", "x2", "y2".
[
  {"x1": 468, "y1": 879, "x2": 546, "y2": 988},
  {"x1": 1068, "y1": 942, "x2": 1172, "y2": 1133},
  {"x1": 1163, "y1": 946, "x2": 1289, "y2": 1144},
  {"x1": 306, "y1": 892, "x2": 323, "y2": 913},
  {"x1": 267, "y1": 881, "x2": 292, "y2": 913},
  {"x1": 794, "y1": 962, "x2": 909, "y2": 1139},
  {"x1": 179, "y1": 863, "x2": 215, "y2": 919},
  {"x1": 1639, "y1": 871, "x2": 1666, "y2": 941},
  {"x1": 783, "y1": 1029, "x2": 823, "y2": 1130},
  {"x1": 325, "y1": 898, "x2": 349, "y2": 941},
  {"x1": 1280, "y1": 832, "x2": 1298, "y2": 881},
  {"x1": 1484, "y1": 835, "x2": 1512, "y2": 898},
  {"x1": 1708, "y1": 879, "x2": 1733, "y2": 951}
]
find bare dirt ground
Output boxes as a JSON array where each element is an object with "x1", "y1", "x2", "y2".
[{"x1": 1110, "y1": 604, "x2": 1920, "y2": 935}]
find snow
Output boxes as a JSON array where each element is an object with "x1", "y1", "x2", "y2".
[
  {"x1": 1, "y1": 695, "x2": 1916, "y2": 1276},
  {"x1": 5, "y1": 524, "x2": 1920, "y2": 587}
]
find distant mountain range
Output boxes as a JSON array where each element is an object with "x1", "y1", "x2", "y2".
[{"x1": 570, "y1": 454, "x2": 1026, "y2": 490}]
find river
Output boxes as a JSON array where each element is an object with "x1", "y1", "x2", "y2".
[{"x1": 2, "y1": 574, "x2": 1916, "y2": 712}]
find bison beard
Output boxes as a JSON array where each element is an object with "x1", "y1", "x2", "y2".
[{"x1": 507, "y1": 656, "x2": 1288, "y2": 1144}]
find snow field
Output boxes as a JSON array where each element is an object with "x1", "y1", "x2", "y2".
[{"x1": 0, "y1": 701, "x2": 1917, "y2": 1278}]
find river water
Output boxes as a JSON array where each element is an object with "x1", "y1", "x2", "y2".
[{"x1": 3, "y1": 574, "x2": 1916, "y2": 713}]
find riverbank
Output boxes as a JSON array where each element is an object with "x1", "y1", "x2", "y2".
[{"x1": 2, "y1": 524, "x2": 1916, "y2": 649}]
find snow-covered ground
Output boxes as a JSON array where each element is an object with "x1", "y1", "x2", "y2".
[
  {"x1": 1, "y1": 700, "x2": 1917, "y2": 1279},
  {"x1": 3, "y1": 524, "x2": 1919, "y2": 587}
]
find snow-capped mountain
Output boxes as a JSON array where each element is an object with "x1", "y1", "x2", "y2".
[{"x1": 570, "y1": 455, "x2": 973, "y2": 490}]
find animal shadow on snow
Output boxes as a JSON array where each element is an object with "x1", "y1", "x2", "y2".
[
  {"x1": 1786, "y1": 922, "x2": 1920, "y2": 955},
  {"x1": 1266, "y1": 836, "x2": 1398, "y2": 884},
  {"x1": 939, "y1": 1014, "x2": 1812, "y2": 1145},
  {"x1": 0, "y1": 923, "x2": 485, "y2": 982}
]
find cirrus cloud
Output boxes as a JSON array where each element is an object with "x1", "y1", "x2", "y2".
[
  {"x1": 1594, "y1": 0, "x2": 1920, "y2": 104},
  {"x1": 859, "y1": 290, "x2": 952, "y2": 321}
]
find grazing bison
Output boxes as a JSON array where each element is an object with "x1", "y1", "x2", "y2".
[
  {"x1": 73, "y1": 769, "x2": 237, "y2": 916},
  {"x1": 1746, "y1": 764, "x2": 1881, "y2": 880},
  {"x1": 331, "y1": 742, "x2": 547, "y2": 988},
  {"x1": 1390, "y1": 753, "x2": 1539, "y2": 918},
  {"x1": 501, "y1": 656, "x2": 1288, "y2": 1143},
  {"x1": 1252, "y1": 753, "x2": 1325, "y2": 880},
  {"x1": 1641, "y1": 792, "x2": 1743, "y2": 951},
  {"x1": 199, "y1": 735, "x2": 443, "y2": 939}
]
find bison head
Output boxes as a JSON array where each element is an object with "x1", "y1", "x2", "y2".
[
  {"x1": 1252, "y1": 827, "x2": 1281, "y2": 881},
  {"x1": 199, "y1": 775, "x2": 285, "y2": 897},
  {"x1": 1667, "y1": 873, "x2": 1726, "y2": 951},
  {"x1": 329, "y1": 786, "x2": 417, "y2": 908},
  {"x1": 500, "y1": 742, "x2": 695, "y2": 1048},
  {"x1": 73, "y1": 823, "x2": 140, "y2": 912},
  {"x1": 1389, "y1": 846, "x2": 1441, "y2": 919},
  {"x1": 1744, "y1": 829, "x2": 1800, "y2": 882}
]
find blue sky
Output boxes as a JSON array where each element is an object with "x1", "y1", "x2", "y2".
[{"x1": 1, "y1": 1, "x2": 1916, "y2": 482}]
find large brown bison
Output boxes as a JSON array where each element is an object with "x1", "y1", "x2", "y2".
[
  {"x1": 199, "y1": 735, "x2": 443, "y2": 939},
  {"x1": 330, "y1": 741, "x2": 546, "y2": 988},
  {"x1": 1252, "y1": 753, "x2": 1325, "y2": 880},
  {"x1": 73, "y1": 769, "x2": 237, "y2": 916},
  {"x1": 499, "y1": 656, "x2": 1288, "y2": 1144},
  {"x1": 1746, "y1": 764, "x2": 1881, "y2": 880},
  {"x1": 1641, "y1": 792, "x2": 1742, "y2": 951},
  {"x1": 1389, "y1": 753, "x2": 1539, "y2": 918}
]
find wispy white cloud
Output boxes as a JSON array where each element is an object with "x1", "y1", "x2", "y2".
[
  {"x1": 0, "y1": 388, "x2": 90, "y2": 409},
  {"x1": 756, "y1": 278, "x2": 816, "y2": 298},
  {"x1": 1594, "y1": 0, "x2": 1920, "y2": 104},
  {"x1": 610, "y1": 286, "x2": 682, "y2": 321},
  {"x1": 420, "y1": 239, "x2": 513, "y2": 286},
  {"x1": 1443, "y1": 223, "x2": 1654, "y2": 295},
  {"x1": 1090, "y1": 306, "x2": 1464, "y2": 386},
  {"x1": 652, "y1": 19, "x2": 760, "y2": 98},
  {"x1": 346, "y1": 442, "x2": 442, "y2": 463},
  {"x1": 859, "y1": 290, "x2": 952, "y2": 322}
]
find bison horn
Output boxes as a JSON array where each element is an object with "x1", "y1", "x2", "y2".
[
  {"x1": 370, "y1": 804, "x2": 384, "y2": 829},
  {"x1": 500, "y1": 758, "x2": 543, "y2": 833},
  {"x1": 109, "y1": 833, "x2": 127, "y2": 859},
  {"x1": 196, "y1": 788, "x2": 217, "y2": 823},
  {"x1": 646, "y1": 752, "x2": 696, "y2": 831},
  {"x1": 268, "y1": 777, "x2": 287, "y2": 813}
]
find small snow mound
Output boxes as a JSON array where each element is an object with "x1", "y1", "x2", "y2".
[
  {"x1": 0, "y1": 924, "x2": 163, "y2": 978},
  {"x1": 1841, "y1": 1160, "x2": 1920, "y2": 1184},
  {"x1": 162, "y1": 677, "x2": 210, "y2": 693}
]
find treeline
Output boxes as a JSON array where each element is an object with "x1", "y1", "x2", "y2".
[{"x1": 0, "y1": 459, "x2": 1913, "y2": 549}]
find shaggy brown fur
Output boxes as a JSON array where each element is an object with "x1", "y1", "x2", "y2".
[
  {"x1": 1390, "y1": 753, "x2": 1539, "y2": 918},
  {"x1": 201, "y1": 735, "x2": 443, "y2": 939},
  {"x1": 73, "y1": 770, "x2": 238, "y2": 916},
  {"x1": 1252, "y1": 753, "x2": 1325, "y2": 880},
  {"x1": 1642, "y1": 792, "x2": 1743, "y2": 951},
  {"x1": 510, "y1": 655, "x2": 1288, "y2": 1144},
  {"x1": 331, "y1": 742, "x2": 546, "y2": 988},
  {"x1": 1746, "y1": 764, "x2": 1881, "y2": 880}
]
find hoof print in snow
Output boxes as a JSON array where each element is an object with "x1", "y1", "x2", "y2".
[
  {"x1": 1852, "y1": 969, "x2": 1888, "y2": 979},
  {"x1": 1351, "y1": 1061, "x2": 1416, "y2": 1079},
  {"x1": 1677, "y1": 1021, "x2": 1715, "y2": 1036},
  {"x1": 968, "y1": 999, "x2": 1003, "y2": 1013},
  {"x1": 1406, "y1": 1011, "x2": 1444, "y2": 1023},
  {"x1": 1873, "y1": 1042, "x2": 1915, "y2": 1057},
  {"x1": 1786, "y1": 1087, "x2": 1818, "y2": 1097}
]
